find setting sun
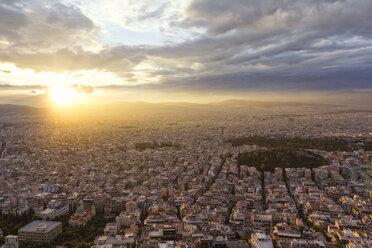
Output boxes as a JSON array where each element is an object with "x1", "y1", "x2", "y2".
[{"x1": 49, "y1": 87, "x2": 79, "y2": 105}]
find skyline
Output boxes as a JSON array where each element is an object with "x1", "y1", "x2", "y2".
[{"x1": 1, "y1": 0, "x2": 372, "y2": 106}]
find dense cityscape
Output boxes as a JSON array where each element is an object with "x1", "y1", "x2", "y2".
[
  {"x1": 1, "y1": 0, "x2": 372, "y2": 247},
  {"x1": 0, "y1": 103, "x2": 371, "y2": 248}
]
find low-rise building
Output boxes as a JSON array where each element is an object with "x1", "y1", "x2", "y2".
[
  {"x1": 1, "y1": 235, "x2": 19, "y2": 248},
  {"x1": 18, "y1": 221, "x2": 62, "y2": 244},
  {"x1": 250, "y1": 233, "x2": 273, "y2": 248},
  {"x1": 40, "y1": 200, "x2": 69, "y2": 220}
]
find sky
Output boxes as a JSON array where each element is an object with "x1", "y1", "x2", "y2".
[{"x1": 0, "y1": 0, "x2": 372, "y2": 106}]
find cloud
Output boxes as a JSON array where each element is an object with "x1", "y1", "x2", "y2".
[
  {"x1": 73, "y1": 84, "x2": 94, "y2": 94},
  {"x1": 0, "y1": 84, "x2": 47, "y2": 90},
  {"x1": 181, "y1": 0, "x2": 372, "y2": 36},
  {"x1": 0, "y1": 0, "x2": 98, "y2": 51},
  {"x1": 0, "y1": 46, "x2": 146, "y2": 75},
  {"x1": 0, "y1": 0, "x2": 372, "y2": 96},
  {"x1": 29, "y1": 89, "x2": 46, "y2": 95},
  {"x1": 0, "y1": 2, "x2": 28, "y2": 41},
  {"x1": 129, "y1": 2, "x2": 169, "y2": 23}
]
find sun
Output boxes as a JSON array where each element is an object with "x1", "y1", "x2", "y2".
[{"x1": 49, "y1": 87, "x2": 78, "y2": 105}]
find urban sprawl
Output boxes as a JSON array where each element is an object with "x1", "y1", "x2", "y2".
[{"x1": 0, "y1": 105, "x2": 371, "y2": 248}]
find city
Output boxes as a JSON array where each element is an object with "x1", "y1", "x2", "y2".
[
  {"x1": 0, "y1": 103, "x2": 371, "y2": 247},
  {"x1": 1, "y1": 0, "x2": 372, "y2": 247}
]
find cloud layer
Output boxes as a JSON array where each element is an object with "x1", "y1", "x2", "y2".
[{"x1": 0, "y1": 0, "x2": 372, "y2": 96}]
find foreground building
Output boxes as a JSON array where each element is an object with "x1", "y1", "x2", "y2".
[
  {"x1": 18, "y1": 221, "x2": 62, "y2": 244},
  {"x1": 0, "y1": 235, "x2": 19, "y2": 248},
  {"x1": 250, "y1": 233, "x2": 274, "y2": 248}
]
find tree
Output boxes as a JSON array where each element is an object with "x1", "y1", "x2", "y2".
[
  {"x1": 76, "y1": 242, "x2": 91, "y2": 248},
  {"x1": 140, "y1": 210, "x2": 146, "y2": 225},
  {"x1": 0, "y1": 236, "x2": 5, "y2": 246}
]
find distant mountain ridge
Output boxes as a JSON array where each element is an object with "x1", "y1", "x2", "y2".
[
  {"x1": 0, "y1": 104, "x2": 46, "y2": 116},
  {"x1": 209, "y1": 99, "x2": 336, "y2": 107},
  {"x1": 0, "y1": 100, "x2": 368, "y2": 120},
  {"x1": 0, "y1": 100, "x2": 345, "y2": 113}
]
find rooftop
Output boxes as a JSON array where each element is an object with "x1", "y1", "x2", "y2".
[{"x1": 19, "y1": 220, "x2": 62, "y2": 233}]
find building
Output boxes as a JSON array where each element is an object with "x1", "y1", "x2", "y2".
[
  {"x1": 83, "y1": 197, "x2": 94, "y2": 210},
  {"x1": 125, "y1": 201, "x2": 137, "y2": 213},
  {"x1": 39, "y1": 200, "x2": 69, "y2": 220},
  {"x1": 250, "y1": 233, "x2": 274, "y2": 248},
  {"x1": 1, "y1": 235, "x2": 19, "y2": 248},
  {"x1": 18, "y1": 221, "x2": 62, "y2": 244},
  {"x1": 69, "y1": 205, "x2": 96, "y2": 227},
  {"x1": 251, "y1": 214, "x2": 272, "y2": 233},
  {"x1": 40, "y1": 208, "x2": 55, "y2": 220},
  {"x1": 104, "y1": 223, "x2": 118, "y2": 237}
]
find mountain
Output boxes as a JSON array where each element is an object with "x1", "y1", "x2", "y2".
[
  {"x1": 0, "y1": 104, "x2": 46, "y2": 116},
  {"x1": 211, "y1": 99, "x2": 339, "y2": 108},
  {"x1": 0, "y1": 99, "x2": 366, "y2": 121}
]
